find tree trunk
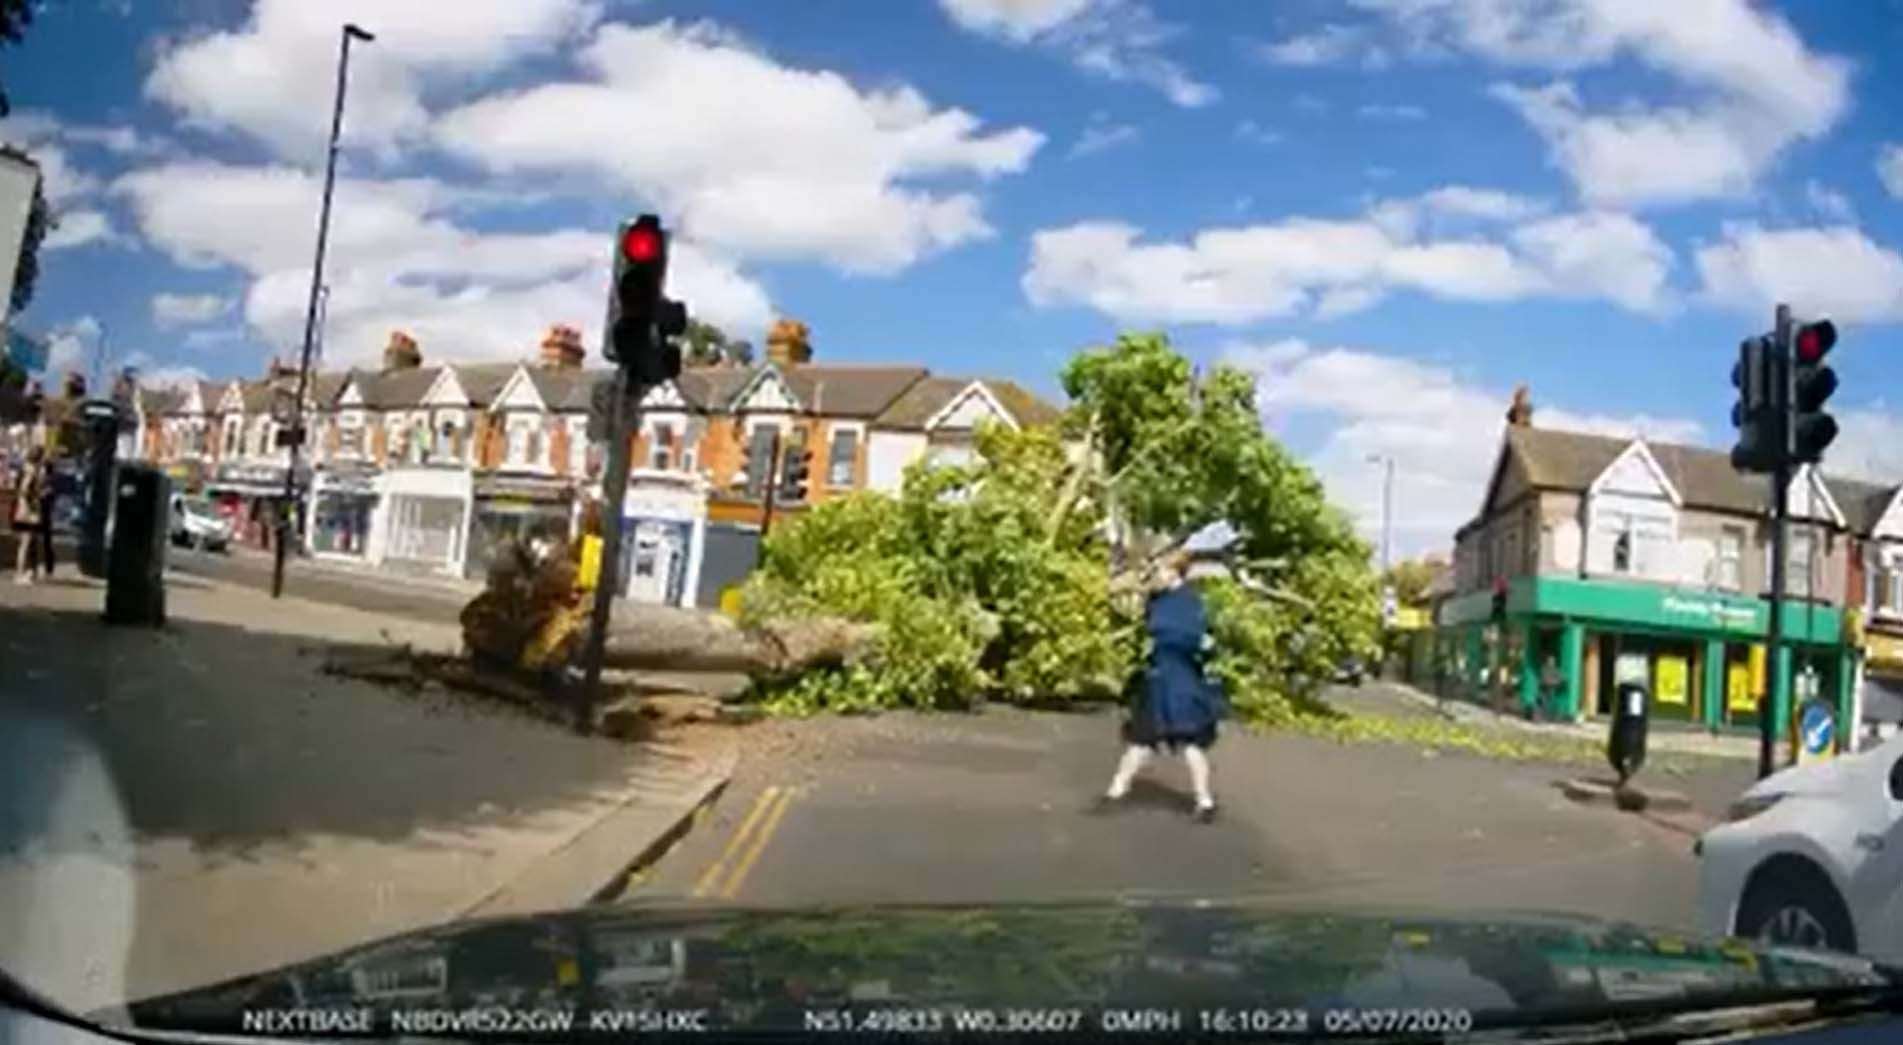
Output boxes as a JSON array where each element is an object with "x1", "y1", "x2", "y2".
[{"x1": 600, "y1": 604, "x2": 877, "y2": 675}]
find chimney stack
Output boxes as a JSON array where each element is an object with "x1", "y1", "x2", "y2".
[
  {"x1": 382, "y1": 330, "x2": 422, "y2": 372},
  {"x1": 1506, "y1": 384, "x2": 1534, "y2": 427},
  {"x1": 538, "y1": 324, "x2": 584, "y2": 369},
  {"x1": 764, "y1": 317, "x2": 812, "y2": 368}
]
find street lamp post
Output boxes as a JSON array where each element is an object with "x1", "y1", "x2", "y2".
[
  {"x1": 1368, "y1": 453, "x2": 1395, "y2": 607},
  {"x1": 272, "y1": 23, "x2": 374, "y2": 599}
]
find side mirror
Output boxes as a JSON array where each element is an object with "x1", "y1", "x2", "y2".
[{"x1": 1888, "y1": 756, "x2": 1903, "y2": 802}]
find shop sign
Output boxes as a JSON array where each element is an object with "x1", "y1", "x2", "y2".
[
  {"x1": 1660, "y1": 595, "x2": 1761, "y2": 630},
  {"x1": 1867, "y1": 631, "x2": 1903, "y2": 671}
]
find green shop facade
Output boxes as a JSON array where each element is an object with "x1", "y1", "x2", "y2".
[{"x1": 1426, "y1": 574, "x2": 1852, "y2": 738}]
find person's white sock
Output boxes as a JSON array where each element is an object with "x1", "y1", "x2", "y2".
[
  {"x1": 1184, "y1": 745, "x2": 1215, "y2": 809},
  {"x1": 1106, "y1": 744, "x2": 1151, "y2": 799}
]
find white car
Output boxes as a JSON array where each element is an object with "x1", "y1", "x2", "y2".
[
  {"x1": 169, "y1": 494, "x2": 234, "y2": 552},
  {"x1": 1696, "y1": 732, "x2": 1903, "y2": 961}
]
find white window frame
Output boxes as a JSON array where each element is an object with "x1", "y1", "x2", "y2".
[
  {"x1": 648, "y1": 421, "x2": 676, "y2": 470},
  {"x1": 503, "y1": 412, "x2": 548, "y2": 472},
  {"x1": 1787, "y1": 526, "x2": 1816, "y2": 599},
  {"x1": 1716, "y1": 526, "x2": 1745, "y2": 591},
  {"x1": 826, "y1": 421, "x2": 864, "y2": 488},
  {"x1": 566, "y1": 416, "x2": 589, "y2": 477}
]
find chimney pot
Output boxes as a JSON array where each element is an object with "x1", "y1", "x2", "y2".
[{"x1": 382, "y1": 330, "x2": 422, "y2": 372}]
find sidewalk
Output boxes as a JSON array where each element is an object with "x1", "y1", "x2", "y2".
[
  {"x1": 1336, "y1": 678, "x2": 1760, "y2": 761},
  {"x1": 0, "y1": 574, "x2": 734, "y2": 1015}
]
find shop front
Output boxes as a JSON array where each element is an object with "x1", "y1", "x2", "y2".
[
  {"x1": 204, "y1": 461, "x2": 296, "y2": 550},
  {"x1": 465, "y1": 476, "x2": 575, "y2": 581},
  {"x1": 1858, "y1": 623, "x2": 1903, "y2": 747},
  {"x1": 617, "y1": 471, "x2": 708, "y2": 608},
  {"x1": 369, "y1": 467, "x2": 471, "y2": 577},
  {"x1": 1436, "y1": 575, "x2": 1852, "y2": 738},
  {"x1": 308, "y1": 462, "x2": 380, "y2": 559}
]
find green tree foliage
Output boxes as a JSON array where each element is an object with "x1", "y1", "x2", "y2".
[
  {"x1": 1382, "y1": 556, "x2": 1446, "y2": 608},
  {"x1": 677, "y1": 319, "x2": 754, "y2": 367},
  {"x1": 743, "y1": 332, "x2": 1380, "y2": 723}
]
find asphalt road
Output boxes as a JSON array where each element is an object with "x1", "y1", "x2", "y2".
[
  {"x1": 619, "y1": 697, "x2": 1730, "y2": 934},
  {"x1": 163, "y1": 545, "x2": 468, "y2": 624}
]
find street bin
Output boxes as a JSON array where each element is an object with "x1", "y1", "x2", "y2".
[
  {"x1": 105, "y1": 464, "x2": 169, "y2": 628},
  {"x1": 1607, "y1": 680, "x2": 1649, "y2": 784},
  {"x1": 78, "y1": 399, "x2": 122, "y2": 578}
]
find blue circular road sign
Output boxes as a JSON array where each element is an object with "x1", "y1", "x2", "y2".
[{"x1": 1800, "y1": 699, "x2": 1835, "y2": 756}]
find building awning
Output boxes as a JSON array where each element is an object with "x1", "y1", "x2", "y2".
[{"x1": 1866, "y1": 628, "x2": 1903, "y2": 674}]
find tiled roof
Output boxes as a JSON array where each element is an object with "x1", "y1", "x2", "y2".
[
  {"x1": 875, "y1": 376, "x2": 971, "y2": 430},
  {"x1": 780, "y1": 365, "x2": 928, "y2": 418},
  {"x1": 238, "y1": 379, "x2": 274, "y2": 413},
  {"x1": 138, "y1": 387, "x2": 184, "y2": 414},
  {"x1": 873, "y1": 376, "x2": 1062, "y2": 430},
  {"x1": 309, "y1": 370, "x2": 352, "y2": 407},
  {"x1": 525, "y1": 365, "x2": 595, "y2": 413},
  {"x1": 450, "y1": 363, "x2": 519, "y2": 406},
  {"x1": 986, "y1": 379, "x2": 1065, "y2": 428},
  {"x1": 1827, "y1": 476, "x2": 1898, "y2": 535},
  {"x1": 675, "y1": 364, "x2": 764, "y2": 412},
  {"x1": 1496, "y1": 424, "x2": 1903, "y2": 533},
  {"x1": 358, "y1": 365, "x2": 442, "y2": 409}
]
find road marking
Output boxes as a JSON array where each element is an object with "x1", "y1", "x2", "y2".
[
  {"x1": 692, "y1": 786, "x2": 780, "y2": 898},
  {"x1": 720, "y1": 787, "x2": 796, "y2": 900}
]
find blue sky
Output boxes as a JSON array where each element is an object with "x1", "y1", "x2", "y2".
[{"x1": 6, "y1": 0, "x2": 1903, "y2": 553}]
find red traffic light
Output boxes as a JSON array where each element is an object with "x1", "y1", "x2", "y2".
[
  {"x1": 1795, "y1": 320, "x2": 1836, "y2": 364},
  {"x1": 621, "y1": 224, "x2": 661, "y2": 264}
]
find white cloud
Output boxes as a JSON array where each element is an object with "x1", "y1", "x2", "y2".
[
  {"x1": 1069, "y1": 119, "x2": 1139, "y2": 158},
  {"x1": 145, "y1": 0, "x2": 599, "y2": 159},
  {"x1": 434, "y1": 20, "x2": 1042, "y2": 275},
  {"x1": 1695, "y1": 223, "x2": 1903, "y2": 324},
  {"x1": 1222, "y1": 338, "x2": 1704, "y2": 556},
  {"x1": 130, "y1": 363, "x2": 210, "y2": 391},
  {"x1": 1252, "y1": 24, "x2": 1386, "y2": 67},
  {"x1": 935, "y1": 0, "x2": 1215, "y2": 107},
  {"x1": 43, "y1": 316, "x2": 103, "y2": 378},
  {"x1": 1508, "y1": 210, "x2": 1674, "y2": 314},
  {"x1": 1023, "y1": 188, "x2": 1671, "y2": 323},
  {"x1": 1357, "y1": 103, "x2": 1426, "y2": 120},
  {"x1": 1292, "y1": 92, "x2": 1330, "y2": 114},
  {"x1": 938, "y1": 0, "x2": 1094, "y2": 40},
  {"x1": 1878, "y1": 144, "x2": 1903, "y2": 201},
  {"x1": 42, "y1": 210, "x2": 120, "y2": 250},
  {"x1": 1833, "y1": 405, "x2": 1903, "y2": 485},
  {"x1": 151, "y1": 292, "x2": 232, "y2": 328},
  {"x1": 1358, "y1": 0, "x2": 1849, "y2": 207},
  {"x1": 113, "y1": 160, "x2": 774, "y2": 367},
  {"x1": 1804, "y1": 180, "x2": 1854, "y2": 223},
  {"x1": 1233, "y1": 120, "x2": 1283, "y2": 146}
]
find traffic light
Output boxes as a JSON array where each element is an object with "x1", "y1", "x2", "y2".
[
  {"x1": 605, "y1": 214, "x2": 689, "y2": 385},
  {"x1": 1790, "y1": 319, "x2": 1838, "y2": 465},
  {"x1": 1729, "y1": 335, "x2": 1777, "y2": 473},
  {"x1": 779, "y1": 441, "x2": 812, "y2": 503}
]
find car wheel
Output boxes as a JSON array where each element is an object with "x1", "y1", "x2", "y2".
[{"x1": 1735, "y1": 860, "x2": 1857, "y2": 953}]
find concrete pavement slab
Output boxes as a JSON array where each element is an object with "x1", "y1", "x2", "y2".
[{"x1": 0, "y1": 576, "x2": 734, "y2": 1016}]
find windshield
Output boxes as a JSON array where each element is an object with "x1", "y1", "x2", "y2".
[{"x1": 5, "y1": 0, "x2": 1903, "y2": 1040}]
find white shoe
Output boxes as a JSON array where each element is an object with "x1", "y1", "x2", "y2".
[{"x1": 13, "y1": 574, "x2": 31, "y2": 586}]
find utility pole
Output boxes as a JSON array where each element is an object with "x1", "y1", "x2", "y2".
[
  {"x1": 1762, "y1": 302, "x2": 1792, "y2": 780},
  {"x1": 273, "y1": 23, "x2": 373, "y2": 600}
]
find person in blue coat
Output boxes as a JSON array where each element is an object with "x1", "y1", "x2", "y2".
[{"x1": 1099, "y1": 549, "x2": 1226, "y2": 822}]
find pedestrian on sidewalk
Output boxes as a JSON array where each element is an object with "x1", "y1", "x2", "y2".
[
  {"x1": 11, "y1": 446, "x2": 48, "y2": 584},
  {"x1": 1098, "y1": 548, "x2": 1226, "y2": 822}
]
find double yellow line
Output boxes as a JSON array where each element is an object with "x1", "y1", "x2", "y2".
[{"x1": 692, "y1": 785, "x2": 796, "y2": 900}]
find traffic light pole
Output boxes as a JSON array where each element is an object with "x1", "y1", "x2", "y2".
[
  {"x1": 755, "y1": 428, "x2": 783, "y2": 568},
  {"x1": 1761, "y1": 302, "x2": 1793, "y2": 780},
  {"x1": 579, "y1": 365, "x2": 641, "y2": 733}
]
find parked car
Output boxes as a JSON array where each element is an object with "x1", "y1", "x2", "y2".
[
  {"x1": 169, "y1": 494, "x2": 233, "y2": 552},
  {"x1": 1333, "y1": 656, "x2": 1366, "y2": 687},
  {"x1": 1696, "y1": 731, "x2": 1903, "y2": 961}
]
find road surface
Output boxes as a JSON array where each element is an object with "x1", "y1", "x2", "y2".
[
  {"x1": 620, "y1": 692, "x2": 1742, "y2": 933},
  {"x1": 165, "y1": 545, "x2": 468, "y2": 624}
]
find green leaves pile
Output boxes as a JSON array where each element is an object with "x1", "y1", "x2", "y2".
[{"x1": 741, "y1": 333, "x2": 1381, "y2": 723}]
